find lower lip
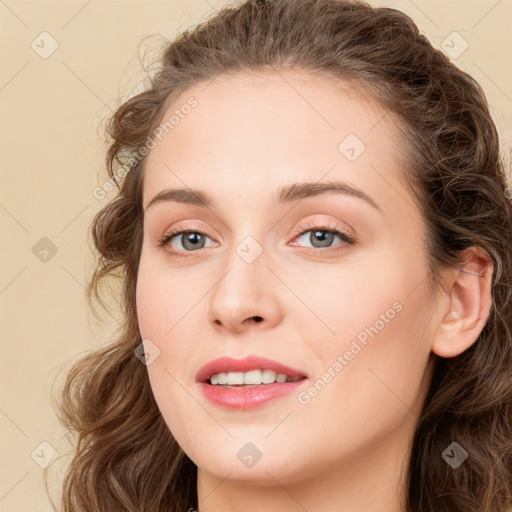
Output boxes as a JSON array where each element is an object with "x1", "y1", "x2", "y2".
[{"x1": 198, "y1": 380, "x2": 307, "y2": 410}]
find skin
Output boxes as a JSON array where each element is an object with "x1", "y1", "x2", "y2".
[{"x1": 136, "y1": 70, "x2": 493, "y2": 512}]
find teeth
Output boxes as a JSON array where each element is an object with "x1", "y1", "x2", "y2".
[
  {"x1": 228, "y1": 372, "x2": 244, "y2": 385},
  {"x1": 209, "y1": 369, "x2": 302, "y2": 386}
]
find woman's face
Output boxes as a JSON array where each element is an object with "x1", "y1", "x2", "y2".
[{"x1": 136, "y1": 70, "x2": 438, "y2": 488}]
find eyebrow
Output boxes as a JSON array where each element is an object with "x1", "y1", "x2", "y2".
[{"x1": 144, "y1": 181, "x2": 381, "y2": 213}]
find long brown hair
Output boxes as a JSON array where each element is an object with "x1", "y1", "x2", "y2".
[{"x1": 48, "y1": 1, "x2": 512, "y2": 510}]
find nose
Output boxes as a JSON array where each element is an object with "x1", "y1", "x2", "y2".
[{"x1": 207, "y1": 247, "x2": 283, "y2": 334}]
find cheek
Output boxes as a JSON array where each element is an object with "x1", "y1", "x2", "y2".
[
  {"x1": 293, "y1": 290, "x2": 433, "y2": 464},
  {"x1": 293, "y1": 244, "x2": 426, "y2": 349},
  {"x1": 303, "y1": 242, "x2": 434, "y2": 411},
  {"x1": 135, "y1": 254, "x2": 179, "y2": 339},
  {"x1": 135, "y1": 264, "x2": 197, "y2": 445},
  {"x1": 135, "y1": 255, "x2": 199, "y2": 406}
]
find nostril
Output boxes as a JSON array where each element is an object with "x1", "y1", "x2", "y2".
[{"x1": 253, "y1": 316, "x2": 263, "y2": 323}]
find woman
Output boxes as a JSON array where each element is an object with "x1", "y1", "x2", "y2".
[{"x1": 50, "y1": 0, "x2": 512, "y2": 511}]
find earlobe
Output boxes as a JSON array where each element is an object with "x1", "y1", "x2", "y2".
[{"x1": 431, "y1": 247, "x2": 494, "y2": 358}]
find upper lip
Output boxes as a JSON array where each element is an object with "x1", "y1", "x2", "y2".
[{"x1": 196, "y1": 355, "x2": 309, "y2": 383}]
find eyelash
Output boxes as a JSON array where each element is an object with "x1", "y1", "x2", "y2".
[{"x1": 157, "y1": 221, "x2": 356, "y2": 258}]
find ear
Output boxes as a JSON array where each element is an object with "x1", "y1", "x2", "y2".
[{"x1": 431, "y1": 246, "x2": 494, "y2": 358}]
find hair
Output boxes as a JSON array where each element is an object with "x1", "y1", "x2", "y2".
[{"x1": 47, "y1": 0, "x2": 512, "y2": 511}]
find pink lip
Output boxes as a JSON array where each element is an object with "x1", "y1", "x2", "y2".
[
  {"x1": 196, "y1": 355, "x2": 309, "y2": 411},
  {"x1": 198, "y1": 380, "x2": 307, "y2": 410}
]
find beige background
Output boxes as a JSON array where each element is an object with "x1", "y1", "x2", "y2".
[{"x1": 1, "y1": 0, "x2": 510, "y2": 510}]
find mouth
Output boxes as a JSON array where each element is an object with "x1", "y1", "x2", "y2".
[
  {"x1": 206, "y1": 369, "x2": 307, "y2": 387},
  {"x1": 196, "y1": 358, "x2": 309, "y2": 411},
  {"x1": 196, "y1": 355, "x2": 309, "y2": 385}
]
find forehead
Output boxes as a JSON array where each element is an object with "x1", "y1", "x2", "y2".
[{"x1": 142, "y1": 70, "x2": 411, "y2": 217}]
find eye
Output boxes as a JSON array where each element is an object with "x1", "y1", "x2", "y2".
[
  {"x1": 157, "y1": 220, "x2": 355, "y2": 258},
  {"x1": 289, "y1": 221, "x2": 355, "y2": 254},
  {"x1": 157, "y1": 223, "x2": 217, "y2": 257}
]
